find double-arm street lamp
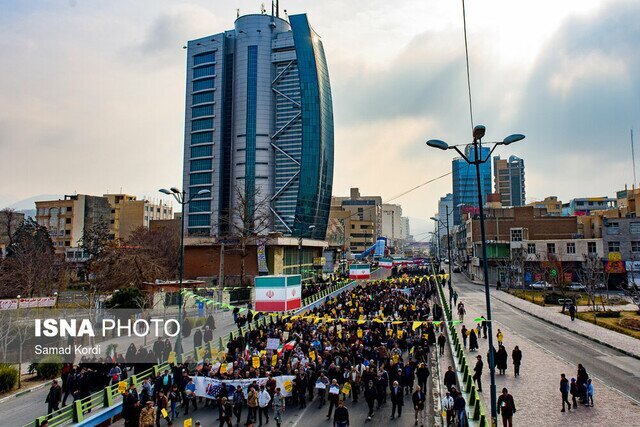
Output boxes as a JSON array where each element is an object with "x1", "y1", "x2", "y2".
[
  {"x1": 286, "y1": 215, "x2": 316, "y2": 280},
  {"x1": 426, "y1": 125, "x2": 525, "y2": 425},
  {"x1": 431, "y1": 205, "x2": 453, "y2": 304},
  {"x1": 159, "y1": 187, "x2": 211, "y2": 360}
]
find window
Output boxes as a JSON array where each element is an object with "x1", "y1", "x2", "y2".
[
  {"x1": 66, "y1": 218, "x2": 71, "y2": 224},
  {"x1": 632, "y1": 241, "x2": 640, "y2": 253},
  {"x1": 193, "y1": 78, "x2": 214, "y2": 92},
  {"x1": 510, "y1": 228, "x2": 523, "y2": 242},
  {"x1": 191, "y1": 145, "x2": 212, "y2": 158},
  {"x1": 65, "y1": 230, "x2": 70, "y2": 235},
  {"x1": 67, "y1": 206, "x2": 72, "y2": 212},
  {"x1": 547, "y1": 243, "x2": 556, "y2": 254},
  {"x1": 587, "y1": 241, "x2": 597, "y2": 254},
  {"x1": 608, "y1": 241, "x2": 620, "y2": 253},
  {"x1": 190, "y1": 159, "x2": 212, "y2": 171},
  {"x1": 193, "y1": 51, "x2": 215, "y2": 65},
  {"x1": 192, "y1": 105, "x2": 214, "y2": 118},
  {"x1": 192, "y1": 91, "x2": 214, "y2": 105},
  {"x1": 527, "y1": 243, "x2": 536, "y2": 254},
  {"x1": 193, "y1": 65, "x2": 215, "y2": 79},
  {"x1": 606, "y1": 222, "x2": 620, "y2": 235},
  {"x1": 189, "y1": 200, "x2": 211, "y2": 213},
  {"x1": 64, "y1": 241, "x2": 70, "y2": 247},
  {"x1": 191, "y1": 118, "x2": 213, "y2": 131},
  {"x1": 566, "y1": 242, "x2": 576, "y2": 254},
  {"x1": 191, "y1": 132, "x2": 213, "y2": 144},
  {"x1": 630, "y1": 222, "x2": 640, "y2": 234},
  {"x1": 188, "y1": 214, "x2": 210, "y2": 227},
  {"x1": 190, "y1": 172, "x2": 212, "y2": 185}
]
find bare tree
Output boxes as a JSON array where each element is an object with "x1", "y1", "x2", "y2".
[
  {"x1": 579, "y1": 253, "x2": 605, "y2": 325},
  {"x1": 0, "y1": 208, "x2": 23, "y2": 247},
  {"x1": 218, "y1": 185, "x2": 272, "y2": 285}
]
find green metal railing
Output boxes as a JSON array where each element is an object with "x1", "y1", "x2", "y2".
[
  {"x1": 28, "y1": 279, "x2": 356, "y2": 427},
  {"x1": 434, "y1": 271, "x2": 488, "y2": 427}
]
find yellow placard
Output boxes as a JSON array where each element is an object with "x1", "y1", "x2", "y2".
[
  {"x1": 341, "y1": 382, "x2": 352, "y2": 395},
  {"x1": 167, "y1": 351, "x2": 176, "y2": 364},
  {"x1": 309, "y1": 350, "x2": 316, "y2": 360},
  {"x1": 412, "y1": 321, "x2": 423, "y2": 331},
  {"x1": 283, "y1": 380, "x2": 293, "y2": 393},
  {"x1": 357, "y1": 329, "x2": 363, "y2": 338},
  {"x1": 184, "y1": 419, "x2": 193, "y2": 427},
  {"x1": 161, "y1": 408, "x2": 168, "y2": 418},
  {"x1": 117, "y1": 381, "x2": 127, "y2": 394},
  {"x1": 387, "y1": 328, "x2": 393, "y2": 336},
  {"x1": 252, "y1": 356, "x2": 260, "y2": 368},
  {"x1": 271, "y1": 354, "x2": 278, "y2": 367},
  {"x1": 397, "y1": 330, "x2": 403, "y2": 339},
  {"x1": 392, "y1": 354, "x2": 399, "y2": 364},
  {"x1": 220, "y1": 363, "x2": 227, "y2": 374},
  {"x1": 337, "y1": 330, "x2": 342, "y2": 339}
]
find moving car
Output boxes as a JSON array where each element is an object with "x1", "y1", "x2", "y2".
[
  {"x1": 529, "y1": 280, "x2": 553, "y2": 290},
  {"x1": 566, "y1": 282, "x2": 586, "y2": 292}
]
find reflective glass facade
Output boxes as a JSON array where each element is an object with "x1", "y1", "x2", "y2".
[{"x1": 452, "y1": 145, "x2": 491, "y2": 225}]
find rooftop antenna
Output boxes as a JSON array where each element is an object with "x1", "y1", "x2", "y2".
[
  {"x1": 236, "y1": 8, "x2": 240, "y2": 18},
  {"x1": 632, "y1": 128, "x2": 637, "y2": 189},
  {"x1": 261, "y1": 3, "x2": 265, "y2": 14},
  {"x1": 276, "y1": 0, "x2": 280, "y2": 18}
]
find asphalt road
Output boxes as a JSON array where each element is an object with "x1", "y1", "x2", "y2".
[{"x1": 452, "y1": 273, "x2": 640, "y2": 403}]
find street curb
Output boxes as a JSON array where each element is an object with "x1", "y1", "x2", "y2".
[
  {"x1": 0, "y1": 379, "x2": 54, "y2": 404},
  {"x1": 494, "y1": 295, "x2": 640, "y2": 361}
]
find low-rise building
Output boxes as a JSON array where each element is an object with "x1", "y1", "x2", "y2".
[
  {"x1": 526, "y1": 196, "x2": 563, "y2": 216},
  {"x1": 104, "y1": 194, "x2": 173, "y2": 241}
]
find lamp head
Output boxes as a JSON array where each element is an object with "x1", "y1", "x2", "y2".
[
  {"x1": 159, "y1": 189, "x2": 172, "y2": 195},
  {"x1": 196, "y1": 189, "x2": 211, "y2": 196},
  {"x1": 473, "y1": 125, "x2": 486, "y2": 140},
  {"x1": 430, "y1": 217, "x2": 438, "y2": 221},
  {"x1": 502, "y1": 134, "x2": 525, "y2": 145},
  {"x1": 170, "y1": 187, "x2": 181, "y2": 194},
  {"x1": 426, "y1": 139, "x2": 449, "y2": 150}
]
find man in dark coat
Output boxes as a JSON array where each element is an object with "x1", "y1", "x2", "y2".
[
  {"x1": 473, "y1": 356, "x2": 483, "y2": 392},
  {"x1": 46, "y1": 380, "x2": 62, "y2": 414},
  {"x1": 497, "y1": 387, "x2": 516, "y2": 426},
  {"x1": 443, "y1": 366, "x2": 457, "y2": 391},
  {"x1": 389, "y1": 380, "x2": 404, "y2": 419}
]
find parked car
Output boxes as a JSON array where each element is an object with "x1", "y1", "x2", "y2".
[
  {"x1": 530, "y1": 281, "x2": 553, "y2": 290},
  {"x1": 453, "y1": 265, "x2": 461, "y2": 273},
  {"x1": 566, "y1": 282, "x2": 586, "y2": 292}
]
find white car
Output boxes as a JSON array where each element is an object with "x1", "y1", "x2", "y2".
[
  {"x1": 566, "y1": 282, "x2": 586, "y2": 292},
  {"x1": 530, "y1": 281, "x2": 553, "y2": 290}
]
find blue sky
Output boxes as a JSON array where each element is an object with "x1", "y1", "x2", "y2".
[{"x1": 1, "y1": 0, "x2": 638, "y2": 231}]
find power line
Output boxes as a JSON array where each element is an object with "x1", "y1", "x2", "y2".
[{"x1": 461, "y1": 0, "x2": 474, "y2": 132}]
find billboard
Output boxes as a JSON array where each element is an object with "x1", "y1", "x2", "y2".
[{"x1": 254, "y1": 275, "x2": 301, "y2": 312}]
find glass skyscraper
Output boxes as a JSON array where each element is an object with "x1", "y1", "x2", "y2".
[
  {"x1": 182, "y1": 12, "x2": 334, "y2": 239},
  {"x1": 452, "y1": 145, "x2": 491, "y2": 225}
]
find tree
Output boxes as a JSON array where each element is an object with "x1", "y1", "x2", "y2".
[
  {"x1": 219, "y1": 185, "x2": 272, "y2": 285},
  {"x1": 0, "y1": 208, "x2": 23, "y2": 247},
  {"x1": 579, "y1": 253, "x2": 605, "y2": 325},
  {"x1": 105, "y1": 286, "x2": 148, "y2": 309},
  {"x1": 0, "y1": 218, "x2": 62, "y2": 298},
  {"x1": 79, "y1": 218, "x2": 110, "y2": 259}
]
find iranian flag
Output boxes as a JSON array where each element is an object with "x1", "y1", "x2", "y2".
[
  {"x1": 278, "y1": 339, "x2": 297, "y2": 356},
  {"x1": 379, "y1": 258, "x2": 393, "y2": 268},
  {"x1": 349, "y1": 263, "x2": 371, "y2": 279},
  {"x1": 254, "y1": 275, "x2": 301, "y2": 312}
]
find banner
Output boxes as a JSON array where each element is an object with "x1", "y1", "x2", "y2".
[
  {"x1": 379, "y1": 258, "x2": 393, "y2": 268},
  {"x1": 257, "y1": 243, "x2": 269, "y2": 274},
  {"x1": 349, "y1": 263, "x2": 370, "y2": 279},
  {"x1": 192, "y1": 375, "x2": 295, "y2": 399},
  {"x1": 0, "y1": 297, "x2": 57, "y2": 310}
]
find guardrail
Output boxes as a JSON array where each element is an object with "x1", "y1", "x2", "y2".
[
  {"x1": 434, "y1": 269, "x2": 488, "y2": 427},
  {"x1": 28, "y1": 279, "x2": 356, "y2": 427}
]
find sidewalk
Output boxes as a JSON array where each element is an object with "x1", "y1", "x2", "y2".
[{"x1": 491, "y1": 290, "x2": 640, "y2": 359}]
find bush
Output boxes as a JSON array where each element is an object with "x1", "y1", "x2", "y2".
[
  {"x1": 0, "y1": 364, "x2": 19, "y2": 393},
  {"x1": 35, "y1": 355, "x2": 64, "y2": 379},
  {"x1": 619, "y1": 317, "x2": 640, "y2": 331},
  {"x1": 595, "y1": 310, "x2": 621, "y2": 318}
]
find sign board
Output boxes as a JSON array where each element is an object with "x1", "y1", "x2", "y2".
[
  {"x1": 608, "y1": 252, "x2": 622, "y2": 262},
  {"x1": 254, "y1": 275, "x2": 301, "y2": 312},
  {"x1": 0, "y1": 296, "x2": 57, "y2": 310},
  {"x1": 313, "y1": 257, "x2": 326, "y2": 267},
  {"x1": 266, "y1": 338, "x2": 281, "y2": 350},
  {"x1": 349, "y1": 263, "x2": 370, "y2": 280}
]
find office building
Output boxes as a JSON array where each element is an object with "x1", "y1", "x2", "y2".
[
  {"x1": 182, "y1": 10, "x2": 333, "y2": 240},
  {"x1": 493, "y1": 155, "x2": 525, "y2": 206},
  {"x1": 35, "y1": 195, "x2": 111, "y2": 255},
  {"x1": 437, "y1": 193, "x2": 454, "y2": 238},
  {"x1": 452, "y1": 145, "x2": 491, "y2": 225},
  {"x1": 104, "y1": 194, "x2": 173, "y2": 240},
  {"x1": 381, "y1": 204, "x2": 402, "y2": 248}
]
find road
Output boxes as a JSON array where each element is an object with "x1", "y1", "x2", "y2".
[{"x1": 450, "y1": 272, "x2": 640, "y2": 425}]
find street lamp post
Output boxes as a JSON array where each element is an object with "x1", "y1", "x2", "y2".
[
  {"x1": 298, "y1": 225, "x2": 316, "y2": 280},
  {"x1": 159, "y1": 187, "x2": 211, "y2": 360},
  {"x1": 432, "y1": 205, "x2": 453, "y2": 304},
  {"x1": 427, "y1": 125, "x2": 524, "y2": 426}
]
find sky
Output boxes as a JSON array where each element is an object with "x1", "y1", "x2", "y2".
[{"x1": 1, "y1": 0, "x2": 639, "y2": 237}]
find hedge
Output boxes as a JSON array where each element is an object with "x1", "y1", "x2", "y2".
[{"x1": 0, "y1": 364, "x2": 19, "y2": 393}]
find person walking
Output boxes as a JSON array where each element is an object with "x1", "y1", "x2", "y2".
[
  {"x1": 247, "y1": 386, "x2": 258, "y2": 424},
  {"x1": 481, "y1": 316, "x2": 488, "y2": 338},
  {"x1": 412, "y1": 385, "x2": 426, "y2": 426},
  {"x1": 220, "y1": 397, "x2": 233, "y2": 427},
  {"x1": 333, "y1": 400, "x2": 350, "y2": 427},
  {"x1": 273, "y1": 387, "x2": 285, "y2": 427},
  {"x1": 438, "y1": 333, "x2": 447, "y2": 356},
  {"x1": 457, "y1": 303, "x2": 466, "y2": 321},
  {"x1": 568, "y1": 304, "x2": 576, "y2": 321},
  {"x1": 496, "y1": 345, "x2": 508, "y2": 375},
  {"x1": 577, "y1": 364, "x2": 589, "y2": 404},
  {"x1": 496, "y1": 329, "x2": 504, "y2": 346},
  {"x1": 560, "y1": 374, "x2": 571, "y2": 412},
  {"x1": 461, "y1": 325, "x2": 468, "y2": 349},
  {"x1": 473, "y1": 356, "x2": 483, "y2": 392},
  {"x1": 496, "y1": 388, "x2": 516, "y2": 427},
  {"x1": 364, "y1": 380, "x2": 377, "y2": 421},
  {"x1": 46, "y1": 380, "x2": 62, "y2": 414},
  {"x1": 257, "y1": 385, "x2": 271, "y2": 426},
  {"x1": 416, "y1": 363, "x2": 429, "y2": 393},
  {"x1": 453, "y1": 393, "x2": 466, "y2": 427},
  {"x1": 512, "y1": 346, "x2": 522, "y2": 377},
  {"x1": 327, "y1": 379, "x2": 341, "y2": 419},
  {"x1": 139, "y1": 401, "x2": 156, "y2": 427},
  {"x1": 441, "y1": 391, "x2": 454, "y2": 426},
  {"x1": 586, "y1": 379, "x2": 594, "y2": 407},
  {"x1": 390, "y1": 380, "x2": 404, "y2": 419},
  {"x1": 232, "y1": 385, "x2": 244, "y2": 426},
  {"x1": 469, "y1": 328, "x2": 479, "y2": 352},
  {"x1": 443, "y1": 366, "x2": 457, "y2": 392},
  {"x1": 570, "y1": 378, "x2": 579, "y2": 409}
]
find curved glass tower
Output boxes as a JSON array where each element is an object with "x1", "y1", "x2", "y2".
[{"x1": 182, "y1": 13, "x2": 333, "y2": 239}]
